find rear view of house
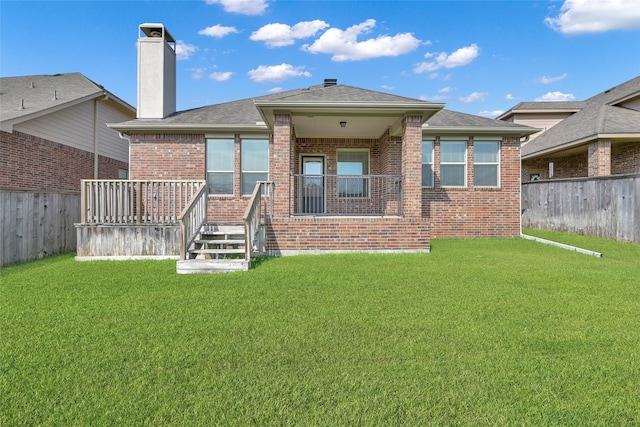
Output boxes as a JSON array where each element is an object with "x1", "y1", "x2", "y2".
[{"x1": 76, "y1": 23, "x2": 537, "y2": 273}]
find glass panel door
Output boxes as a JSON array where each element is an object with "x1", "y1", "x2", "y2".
[{"x1": 301, "y1": 156, "x2": 324, "y2": 214}]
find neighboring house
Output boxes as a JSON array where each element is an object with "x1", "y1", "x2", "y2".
[
  {"x1": 498, "y1": 76, "x2": 640, "y2": 182},
  {"x1": 0, "y1": 73, "x2": 135, "y2": 191},
  {"x1": 77, "y1": 24, "x2": 537, "y2": 273}
]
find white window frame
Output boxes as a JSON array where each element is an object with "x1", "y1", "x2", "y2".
[
  {"x1": 422, "y1": 140, "x2": 434, "y2": 188},
  {"x1": 440, "y1": 141, "x2": 467, "y2": 187},
  {"x1": 206, "y1": 138, "x2": 235, "y2": 195},
  {"x1": 337, "y1": 148, "x2": 370, "y2": 198},
  {"x1": 241, "y1": 139, "x2": 269, "y2": 195},
  {"x1": 474, "y1": 141, "x2": 500, "y2": 187}
]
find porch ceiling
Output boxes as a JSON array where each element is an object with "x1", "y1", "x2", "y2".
[
  {"x1": 255, "y1": 101, "x2": 445, "y2": 139},
  {"x1": 291, "y1": 113, "x2": 403, "y2": 138}
]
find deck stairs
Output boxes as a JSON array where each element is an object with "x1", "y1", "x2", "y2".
[{"x1": 177, "y1": 223, "x2": 250, "y2": 274}]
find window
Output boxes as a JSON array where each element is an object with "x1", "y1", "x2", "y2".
[
  {"x1": 422, "y1": 140, "x2": 434, "y2": 187},
  {"x1": 206, "y1": 139, "x2": 234, "y2": 195},
  {"x1": 440, "y1": 141, "x2": 467, "y2": 187},
  {"x1": 337, "y1": 149, "x2": 369, "y2": 198},
  {"x1": 241, "y1": 139, "x2": 269, "y2": 195},
  {"x1": 474, "y1": 141, "x2": 500, "y2": 187},
  {"x1": 118, "y1": 169, "x2": 128, "y2": 179}
]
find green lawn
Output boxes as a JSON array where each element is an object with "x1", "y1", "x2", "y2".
[{"x1": 2, "y1": 231, "x2": 639, "y2": 426}]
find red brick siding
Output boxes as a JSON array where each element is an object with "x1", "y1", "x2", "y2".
[
  {"x1": 425, "y1": 137, "x2": 521, "y2": 238},
  {"x1": 266, "y1": 217, "x2": 430, "y2": 253},
  {"x1": 612, "y1": 141, "x2": 640, "y2": 174},
  {"x1": 1, "y1": 130, "x2": 127, "y2": 191},
  {"x1": 128, "y1": 133, "x2": 205, "y2": 180},
  {"x1": 588, "y1": 140, "x2": 611, "y2": 177},
  {"x1": 522, "y1": 152, "x2": 588, "y2": 182}
]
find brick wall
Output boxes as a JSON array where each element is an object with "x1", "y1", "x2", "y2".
[
  {"x1": 1, "y1": 130, "x2": 127, "y2": 191},
  {"x1": 128, "y1": 133, "x2": 205, "y2": 180},
  {"x1": 522, "y1": 152, "x2": 588, "y2": 182},
  {"x1": 612, "y1": 141, "x2": 640, "y2": 174},
  {"x1": 266, "y1": 217, "x2": 430, "y2": 253},
  {"x1": 588, "y1": 139, "x2": 611, "y2": 177},
  {"x1": 425, "y1": 137, "x2": 521, "y2": 238}
]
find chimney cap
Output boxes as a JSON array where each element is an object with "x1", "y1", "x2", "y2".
[{"x1": 139, "y1": 23, "x2": 176, "y2": 43}]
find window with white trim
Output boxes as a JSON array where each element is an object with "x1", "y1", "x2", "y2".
[
  {"x1": 206, "y1": 139, "x2": 234, "y2": 195},
  {"x1": 337, "y1": 149, "x2": 369, "y2": 198},
  {"x1": 241, "y1": 139, "x2": 269, "y2": 195},
  {"x1": 474, "y1": 141, "x2": 500, "y2": 187},
  {"x1": 440, "y1": 141, "x2": 467, "y2": 187},
  {"x1": 422, "y1": 140, "x2": 434, "y2": 187}
]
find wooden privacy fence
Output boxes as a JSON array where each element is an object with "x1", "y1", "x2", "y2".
[
  {"x1": 1, "y1": 190, "x2": 80, "y2": 267},
  {"x1": 81, "y1": 180, "x2": 206, "y2": 224},
  {"x1": 521, "y1": 174, "x2": 640, "y2": 244}
]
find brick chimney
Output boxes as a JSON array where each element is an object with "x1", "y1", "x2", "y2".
[{"x1": 137, "y1": 23, "x2": 176, "y2": 119}]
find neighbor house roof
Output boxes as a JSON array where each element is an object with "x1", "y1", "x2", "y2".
[
  {"x1": 497, "y1": 101, "x2": 586, "y2": 120},
  {"x1": 0, "y1": 73, "x2": 134, "y2": 133},
  {"x1": 109, "y1": 82, "x2": 537, "y2": 138},
  {"x1": 520, "y1": 75, "x2": 640, "y2": 159}
]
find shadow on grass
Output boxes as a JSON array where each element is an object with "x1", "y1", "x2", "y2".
[{"x1": 249, "y1": 256, "x2": 278, "y2": 270}]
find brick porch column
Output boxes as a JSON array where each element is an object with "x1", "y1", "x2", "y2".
[
  {"x1": 272, "y1": 113, "x2": 292, "y2": 218},
  {"x1": 588, "y1": 139, "x2": 611, "y2": 177},
  {"x1": 401, "y1": 115, "x2": 423, "y2": 218}
]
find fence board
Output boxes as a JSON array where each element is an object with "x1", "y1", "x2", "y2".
[
  {"x1": 522, "y1": 174, "x2": 639, "y2": 244},
  {"x1": 1, "y1": 190, "x2": 80, "y2": 267}
]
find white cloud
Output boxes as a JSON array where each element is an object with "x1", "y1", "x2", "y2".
[
  {"x1": 209, "y1": 71, "x2": 233, "y2": 81},
  {"x1": 535, "y1": 91, "x2": 577, "y2": 101},
  {"x1": 505, "y1": 94, "x2": 516, "y2": 100},
  {"x1": 381, "y1": 85, "x2": 394, "y2": 91},
  {"x1": 248, "y1": 63, "x2": 311, "y2": 82},
  {"x1": 198, "y1": 24, "x2": 239, "y2": 38},
  {"x1": 534, "y1": 73, "x2": 568, "y2": 84},
  {"x1": 414, "y1": 44, "x2": 480, "y2": 73},
  {"x1": 189, "y1": 67, "x2": 208, "y2": 79},
  {"x1": 459, "y1": 92, "x2": 488, "y2": 103},
  {"x1": 478, "y1": 110, "x2": 504, "y2": 118},
  {"x1": 439, "y1": 86, "x2": 456, "y2": 93},
  {"x1": 205, "y1": 0, "x2": 269, "y2": 15},
  {"x1": 175, "y1": 40, "x2": 197, "y2": 60},
  {"x1": 303, "y1": 19, "x2": 421, "y2": 61},
  {"x1": 251, "y1": 20, "x2": 330, "y2": 47},
  {"x1": 545, "y1": 0, "x2": 640, "y2": 34},
  {"x1": 267, "y1": 87, "x2": 284, "y2": 93}
]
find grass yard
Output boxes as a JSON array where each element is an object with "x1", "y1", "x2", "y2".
[{"x1": 2, "y1": 231, "x2": 639, "y2": 426}]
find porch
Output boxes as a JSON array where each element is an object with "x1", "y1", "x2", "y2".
[{"x1": 75, "y1": 175, "x2": 428, "y2": 272}]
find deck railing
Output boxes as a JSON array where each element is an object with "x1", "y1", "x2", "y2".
[
  {"x1": 243, "y1": 181, "x2": 275, "y2": 262},
  {"x1": 291, "y1": 174, "x2": 403, "y2": 216},
  {"x1": 80, "y1": 180, "x2": 206, "y2": 224},
  {"x1": 177, "y1": 183, "x2": 208, "y2": 260}
]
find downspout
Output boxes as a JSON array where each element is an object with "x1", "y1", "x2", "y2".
[
  {"x1": 93, "y1": 99, "x2": 99, "y2": 178},
  {"x1": 118, "y1": 132, "x2": 132, "y2": 178}
]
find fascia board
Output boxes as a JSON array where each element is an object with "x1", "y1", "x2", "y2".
[
  {"x1": 107, "y1": 122, "x2": 270, "y2": 133},
  {"x1": 522, "y1": 132, "x2": 640, "y2": 159},
  {"x1": 423, "y1": 126, "x2": 542, "y2": 137}
]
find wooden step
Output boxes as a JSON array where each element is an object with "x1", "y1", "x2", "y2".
[
  {"x1": 190, "y1": 248, "x2": 245, "y2": 255},
  {"x1": 195, "y1": 239, "x2": 245, "y2": 245},
  {"x1": 177, "y1": 259, "x2": 249, "y2": 274}
]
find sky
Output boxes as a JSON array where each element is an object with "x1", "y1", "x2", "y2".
[{"x1": 1, "y1": 0, "x2": 640, "y2": 118}]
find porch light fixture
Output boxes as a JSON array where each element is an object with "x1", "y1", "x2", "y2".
[{"x1": 340, "y1": 121, "x2": 347, "y2": 128}]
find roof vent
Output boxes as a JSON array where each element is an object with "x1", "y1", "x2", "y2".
[{"x1": 324, "y1": 78, "x2": 337, "y2": 87}]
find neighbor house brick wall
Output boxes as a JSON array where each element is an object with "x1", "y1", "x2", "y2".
[
  {"x1": 522, "y1": 152, "x2": 588, "y2": 182},
  {"x1": 588, "y1": 139, "x2": 611, "y2": 177},
  {"x1": 612, "y1": 141, "x2": 640, "y2": 174},
  {"x1": 1, "y1": 130, "x2": 127, "y2": 191},
  {"x1": 425, "y1": 137, "x2": 521, "y2": 238},
  {"x1": 128, "y1": 133, "x2": 205, "y2": 180}
]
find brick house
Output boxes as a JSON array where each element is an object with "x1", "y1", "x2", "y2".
[
  {"x1": 1, "y1": 73, "x2": 135, "y2": 191},
  {"x1": 498, "y1": 76, "x2": 640, "y2": 182},
  {"x1": 76, "y1": 24, "x2": 537, "y2": 273}
]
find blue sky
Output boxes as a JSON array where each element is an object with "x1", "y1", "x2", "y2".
[{"x1": 2, "y1": 0, "x2": 639, "y2": 117}]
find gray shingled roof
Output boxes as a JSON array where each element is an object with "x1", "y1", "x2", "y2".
[
  {"x1": 522, "y1": 75, "x2": 640, "y2": 158},
  {"x1": 0, "y1": 73, "x2": 134, "y2": 130},
  {"x1": 114, "y1": 83, "x2": 535, "y2": 136}
]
